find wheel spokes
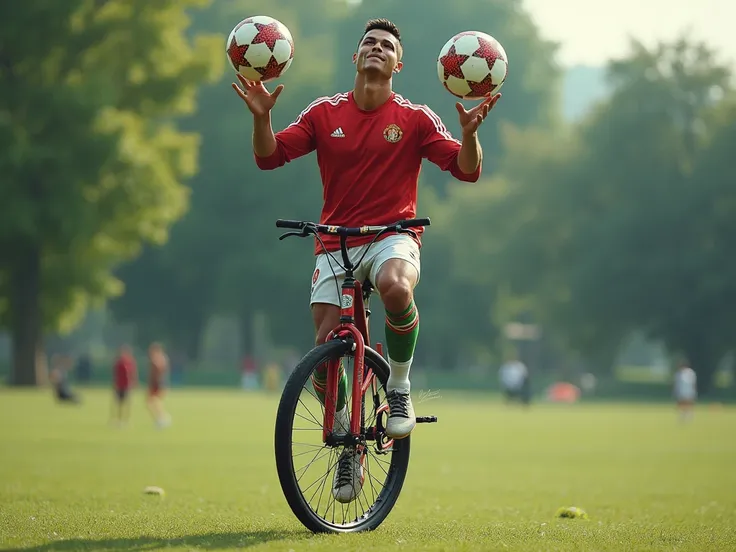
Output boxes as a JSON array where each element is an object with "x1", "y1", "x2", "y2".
[{"x1": 289, "y1": 354, "x2": 398, "y2": 528}]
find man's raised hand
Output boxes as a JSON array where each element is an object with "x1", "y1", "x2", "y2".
[
  {"x1": 231, "y1": 73, "x2": 284, "y2": 117},
  {"x1": 456, "y1": 93, "x2": 501, "y2": 136}
]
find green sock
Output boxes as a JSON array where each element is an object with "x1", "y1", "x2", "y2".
[
  {"x1": 311, "y1": 360, "x2": 348, "y2": 410},
  {"x1": 385, "y1": 300, "x2": 420, "y2": 363}
]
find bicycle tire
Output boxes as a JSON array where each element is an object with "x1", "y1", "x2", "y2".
[{"x1": 274, "y1": 339, "x2": 411, "y2": 533}]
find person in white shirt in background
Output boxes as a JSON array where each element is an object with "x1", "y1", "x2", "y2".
[
  {"x1": 499, "y1": 354, "x2": 530, "y2": 405},
  {"x1": 673, "y1": 359, "x2": 697, "y2": 423}
]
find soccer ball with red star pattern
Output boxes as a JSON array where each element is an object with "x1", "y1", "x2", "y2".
[
  {"x1": 437, "y1": 31, "x2": 508, "y2": 100},
  {"x1": 226, "y1": 16, "x2": 294, "y2": 82}
]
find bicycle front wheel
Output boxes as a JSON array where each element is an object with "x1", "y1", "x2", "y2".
[{"x1": 274, "y1": 339, "x2": 411, "y2": 533}]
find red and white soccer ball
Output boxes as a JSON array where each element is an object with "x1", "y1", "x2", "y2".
[
  {"x1": 437, "y1": 31, "x2": 508, "y2": 100},
  {"x1": 226, "y1": 16, "x2": 294, "y2": 83}
]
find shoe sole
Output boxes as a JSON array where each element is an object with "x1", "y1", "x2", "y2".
[
  {"x1": 386, "y1": 425, "x2": 416, "y2": 440},
  {"x1": 333, "y1": 490, "x2": 362, "y2": 504}
]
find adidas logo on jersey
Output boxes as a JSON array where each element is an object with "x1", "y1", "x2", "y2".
[{"x1": 330, "y1": 127, "x2": 345, "y2": 138}]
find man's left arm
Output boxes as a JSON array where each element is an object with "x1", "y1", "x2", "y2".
[
  {"x1": 419, "y1": 110, "x2": 482, "y2": 182},
  {"x1": 419, "y1": 94, "x2": 500, "y2": 182},
  {"x1": 457, "y1": 130, "x2": 482, "y2": 175},
  {"x1": 454, "y1": 93, "x2": 500, "y2": 174}
]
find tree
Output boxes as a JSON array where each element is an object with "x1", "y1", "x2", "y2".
[
  {"x1": 467, "y1": 37, "x2": 735, "y2": 389},
  {"x1": 668, "y1": 91, "x2": 736, "y2": 388},
  {"x1": 0, "y1": 0, "x2": 222, "y2": 384}
]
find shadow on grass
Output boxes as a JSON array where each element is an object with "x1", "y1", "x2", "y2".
[{"x1": 7, "y1": 530, "x2": 307, "y2": 551}]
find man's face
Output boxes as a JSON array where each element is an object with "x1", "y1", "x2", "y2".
[{"x1": 353, "y1": 29, "x2": 403, "y2": 78}]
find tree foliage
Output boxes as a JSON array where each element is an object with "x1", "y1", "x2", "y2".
[
  {"x1": 0, "y1": 0, "x2": 222, "y2": 383},
  {"x1": 463, "y1": 37, "x2": 736, "y2": 390}
]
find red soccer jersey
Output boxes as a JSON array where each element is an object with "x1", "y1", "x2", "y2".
[
  {"x1": 114, "y1": 354, "x2": 137, "y2": 390},
  {"x1": 255, "y1": 91, "x2": 481, "y2": 253}
]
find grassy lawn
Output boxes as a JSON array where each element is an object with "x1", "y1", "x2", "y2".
[{"x1": 1, "y1": 387, "x2": 735, "y2": 551}]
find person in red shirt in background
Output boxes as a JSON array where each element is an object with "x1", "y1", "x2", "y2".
[
  {"x1": 232, "y1": 18, "x2": 501, "y2": 504},
  {"x1": 111, "y1": 345, "x2": 137, "y2": 426}
]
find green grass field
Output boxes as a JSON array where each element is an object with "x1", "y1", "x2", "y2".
[{"x1": 1, "y1": 387, "x2": 735, "y2": 551}]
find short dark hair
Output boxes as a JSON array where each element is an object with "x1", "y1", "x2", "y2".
[{"x1": 358, "y1": 18, "x2": 403, "y2": 57}]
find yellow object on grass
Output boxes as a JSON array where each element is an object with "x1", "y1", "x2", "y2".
[{"x1": 556, "y1": 506, "x2": 588, "y2": 519}]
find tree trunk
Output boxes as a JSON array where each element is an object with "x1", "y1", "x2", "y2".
[{"x1": 10, "y1": 248, "x2": 42, "y2": 386}]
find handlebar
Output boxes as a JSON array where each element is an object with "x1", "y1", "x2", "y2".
[
  {"x1": 276, "y1": 217, "x2": 431, "y2": 273},
  {"x1": 275, "y1": 218, "x2": 430, "y2": 238}
]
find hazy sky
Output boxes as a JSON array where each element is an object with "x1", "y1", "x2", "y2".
[{"x1": 522, "y1": 0, "x2": 736, "y2": 67}]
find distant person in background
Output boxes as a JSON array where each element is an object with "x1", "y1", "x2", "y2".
[
  {"x1": 241, "y1": 355, "x2": 259, "y2": 390},
  {"x1": 673, "y1": 360, "x2": 697, "y2": 423},
  {"x1": 499, "y1": 354, "x2": 529, "y2": 405},
  {"x1": 50, "y1": 354, "x2": 80, "y2": 404},
  {"x1": 263, "y1": 360, "x2": 282, "y2": 393},
  {"x1": 147, "y1": 342, "x2": 171, "y2": 428},
  {"x1": 112, "y1": 345, "x2": 137, "y2": 426}
]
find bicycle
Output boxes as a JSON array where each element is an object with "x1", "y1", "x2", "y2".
[{"x1": 273, "y1": 217, "x2": 438, "y2": 533}]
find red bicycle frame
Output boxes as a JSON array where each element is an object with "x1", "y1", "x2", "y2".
[
  {"x1": 322, "y1": 278, "x2": 381, "y2": 442},
  {"x1": 274, "y1": 216, "x2": 429, "y2": 443}
]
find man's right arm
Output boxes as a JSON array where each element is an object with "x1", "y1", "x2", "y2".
[
  {"x1": 231, "y1": 75, "x2": 316, "y2": 170},
  {"x1": 253, "y1": 106, "x2": 317, "y2": 171}
]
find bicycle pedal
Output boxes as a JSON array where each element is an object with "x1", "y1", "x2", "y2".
[{"x1": 415, "y1": 416, "x2": 438, "y2": 424}]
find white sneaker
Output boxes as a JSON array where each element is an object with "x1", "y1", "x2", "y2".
[
  {"x1": 386, "y1": 389, "x2": 415, "y2": 439},
  {"x1": 155, "y1": 415, "x2": 172, "y2": 429},
  {"x1": 332, "y1": 447, "x2": 364, "y2": 503}
]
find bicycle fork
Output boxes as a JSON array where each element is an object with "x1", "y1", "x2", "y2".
[{"x1": 322, "y1": 324, "x2": 368, "y2": 445}]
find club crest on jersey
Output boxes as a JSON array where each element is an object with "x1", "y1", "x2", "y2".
[{"x1": 383, "y1": 123, "x2": 403, "y2": 143}]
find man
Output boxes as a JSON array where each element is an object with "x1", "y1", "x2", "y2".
[
  {"x1": 50, "y1": 354, "x2": 80, "y2": 405},
  {"x1": 499, "y1": 353, "x2": 529, "y2": 405},
  {"x1": 112, "y1": 345, "x2": 137, "y2": 425},
  {"x1": 673, "y1": 359, "x2": 697, "y2": 423},
  {"x1": 233, "y1": 18, "x2": 500, "y2": 502}
]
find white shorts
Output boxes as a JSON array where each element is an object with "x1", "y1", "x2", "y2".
[{"x1": 310, "y1": 234, "x2": 420, "y2": 306}]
